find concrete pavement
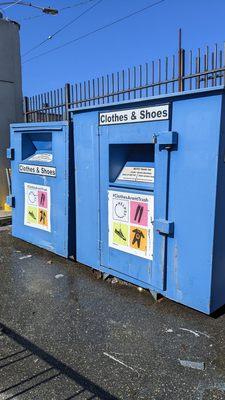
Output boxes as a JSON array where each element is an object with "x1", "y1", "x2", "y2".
[{"x1": 0, "y1": 227, "x2": 225, "y2": 399}]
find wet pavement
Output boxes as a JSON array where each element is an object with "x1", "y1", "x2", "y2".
[{"x1": 0, "y1": 227, "x2": 225, "y2": 400}]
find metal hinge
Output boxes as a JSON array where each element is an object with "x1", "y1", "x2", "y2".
[
  {"x1": 6, "y1": 148, "x2": 15, "y2": 160},
  {"x1": 6, "y1": 195, "x2": 15, "y2": 208},
  {"x1": 154, "y1": 219, "x2": 174, "y2": 236}
]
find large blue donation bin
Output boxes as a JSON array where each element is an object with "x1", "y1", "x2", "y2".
[
  {"x1": 7, "y1": 122, "x2": 74, "y2": 257},
  {"x1": 73, "y1": 87, "x2": 225, "y2": 314}
]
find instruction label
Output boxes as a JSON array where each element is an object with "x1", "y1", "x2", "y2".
[
  {"x1": 99, "y1": 104, "x2": 169, "y2": 126},
  {"x1": 108, "y1": 190, "x2": 154, "y2": 259},
  {"x1": 24, "y1": 183, "x2": 51, "y2": 232},
  {"x1": 28, "y1": 153, "x2": 53, "y2": 163},
  {"x1": 19, "y1": 164, "x2": 56, "y2": 177},
  {"x1": 118, "y1": 166, "x2": 154, "y2": 183}
]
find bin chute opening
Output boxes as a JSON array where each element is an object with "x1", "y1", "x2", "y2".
[
  {"x1": 22, "y1": 132, "x2": 52, "y2": 161},
  {"x1": 109, "y1": 143, "x2": 154, "y2": 183}
]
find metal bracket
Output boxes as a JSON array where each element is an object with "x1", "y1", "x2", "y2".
[
  {"x1": 154, "y1": 218, "x2": 174, "y2": 236},
  {"x1": 6, "y1": 148, "x2": 15, "y2": 160},
  {"x1": 156, "y1": 131, "x2": 178, "y2": 150},
  {"x1": 6, "y1": 195, "x2": 15, "y2": 208}
]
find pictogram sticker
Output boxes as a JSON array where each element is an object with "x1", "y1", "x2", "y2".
[
  {"x1": 113, "y1": 222, "x2": 129, "y2": 246},
  {"x1": 108, "y1": 190, "x2": 154, "y2": 259},
  {"x1": 24, "y1": 183, "x2": 51, "y2": 232},
  {"x1": 112, "y1": 199, "x2": 129, "y2": 222},
  {"x1": 38, "y1": 190, "x2": 48, "y2": 208},
  {"x1": 130, "y1": 226, "x2": 147, "y2": 252},
  {"x1": 27, "y1": 206, "x2": 37, "y2": 224},
  {"x1": 130, "y1": 201, "x2": 148, "y2": 226},
  {"x1": 38, "y1": 208, "x2": 49, "y2": 228}
]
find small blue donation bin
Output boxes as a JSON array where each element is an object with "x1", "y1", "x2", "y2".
[
  {"x1": 7, "y1": 122, "x2": 75, "y2": 257},
  {"x1": 73, "y1": 87, "x2": 225, "y2": 314}
]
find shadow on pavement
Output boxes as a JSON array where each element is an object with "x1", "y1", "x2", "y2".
[
  {"x1": 211, "y1": 304, "x2": 225, "y2": 319},
  {"x1": 0, "y1": 322, "x2": 119, "y2": 400}
]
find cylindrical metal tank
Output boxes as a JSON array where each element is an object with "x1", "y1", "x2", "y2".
[{"x1": 0, "y1": 14, "x2": 23, "y2": 209}]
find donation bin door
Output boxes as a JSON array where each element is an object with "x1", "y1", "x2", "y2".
[
  {"x1": 99, "y1": 113, "x2": 177, "y2": 291},
  {"x1": 8, "y1": 122, "x2": 71, "y2": 257}
]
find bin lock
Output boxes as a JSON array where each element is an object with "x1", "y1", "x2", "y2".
[
  {"x1": 154, "y1": 219, "x2": 174, "y2": 237},
  {"x1": 153, "y1": 131, "x2": 178, "y2": 150}
]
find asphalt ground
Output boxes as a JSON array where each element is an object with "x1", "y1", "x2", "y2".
[{"x1": 0, "y1": 227, "x2": 225, "y2": 400}]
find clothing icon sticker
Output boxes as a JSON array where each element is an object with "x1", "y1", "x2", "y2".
[
  {"x1": 130, "y1": 201, "x2": 148, "y2": 226},
  {"x1": 130, "y1": 226, "x2": 147, "y2": 252},
  {"x1": 113, "y1": 222, "x2": 129, "y2": 246},
  {"x1": 38, "y1": 208, "x2": 48, "y2": 228},
  {"x1": 112, "y1": 199, "x2": 129, "y2": 222},
  {"x1": 24, "y1": 183, "x2": 51, "y2": 232},
  {"x1": 108, "y1": 190, "x2": 154, "y2": 260},
  {"x1": 38, "y1": 190, "x2": 47, "y2": 208},
  {"x1": 27, "y1": 206, "x2": 37, "y2": 224}
]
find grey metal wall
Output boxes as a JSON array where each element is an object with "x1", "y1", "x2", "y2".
[{"x1": 0, "y1": 16, "x2": 23, "y2": 209}]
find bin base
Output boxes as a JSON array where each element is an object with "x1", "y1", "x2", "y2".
[{"x1": 149, "y1": 289, "x2": 162, "y2": 302}]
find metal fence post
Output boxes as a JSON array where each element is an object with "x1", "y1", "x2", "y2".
[
  {"x1": 22, "y1": 37, "x2": 225, "y2": 122},
  {"x1": 178, "y1": 29, "x2": 185, "y2": 92},
  {"x1": 23, "y1": 96, "x2": 29, "y2": 123},
  {"x1": 64, "y1": 83, "x2": 71, "y2": 121}
]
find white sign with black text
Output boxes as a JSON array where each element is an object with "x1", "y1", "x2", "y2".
[
  {"x1": 19, "y1": 164, "x2": 56, "y2": 177},
  {"x1": 118, "y1": 166, "x2": 155, "y2": 183},
  {"x1": 99, "y1": 104, "x2": 169, "y2": 126}
]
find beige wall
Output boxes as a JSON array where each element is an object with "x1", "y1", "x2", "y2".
[{"x1": 0, "y1": 18, "x2": 23, "y2": 209}]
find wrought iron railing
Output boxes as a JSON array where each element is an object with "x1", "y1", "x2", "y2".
[{"x1": 23, "y1": 31, "x2": 225, "y2": 122}]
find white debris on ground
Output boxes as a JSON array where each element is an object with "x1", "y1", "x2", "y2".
[
  {"x1": 180, "y1": 328, "x2": 211, "y2": 339},
  {"x1": 178, "y1": 359, "x2": 205, "y2": 370},
  {"x1": 55, "y1": 274, "x2": 64, "y2": 279},
  {"x1": 103, "y1": 352, "x2": 138, "y2": 373},
  {"x1": 19, "y1": 255, "x2": 32, "y2": 260}
]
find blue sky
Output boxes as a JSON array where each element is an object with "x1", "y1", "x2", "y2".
[{"x1": 3, "y1": 0, "x2": 225, "y2": 96}]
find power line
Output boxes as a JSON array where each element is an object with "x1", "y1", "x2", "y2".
[
  {"x1": 61, "y1": 0, "x2": 96, "y2": 12},
  {"x1": 3, "y1": 0, "x2": 22, "y2": 10},
  {"x1": 20, "y1": 0, "x2": 97, "y2": 21},
  {"x1": 22, "y1": 0, "x2": 103, "y2": 57},
  {"x1": 23, "y1": 0, "x2": 166, "y2": 64}
]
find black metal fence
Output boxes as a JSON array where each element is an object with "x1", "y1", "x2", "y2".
[{"x1": 23, "y1": 32, "x2": 225, "y2": 122}]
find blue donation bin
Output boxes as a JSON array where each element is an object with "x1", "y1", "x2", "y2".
[
  {"x1": 73, "y1": 87, "x2": 225, "y2": 314},
  {"x1": 7, "y1": 122, "x2": 75, "y2": 257}
]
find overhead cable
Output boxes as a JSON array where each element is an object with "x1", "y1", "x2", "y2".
[{"x1": 23, "y1": 0, "x2": 166, "y2": 64}]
